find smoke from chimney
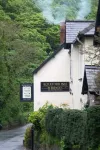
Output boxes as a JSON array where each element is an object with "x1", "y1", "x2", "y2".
[
  {"x1": 76, "y1": 0, "x2": 91, "y2": 20},
  {"x1": 33, "y1": 0, "x2": 68, "y2": 24},
  {"x1": 33, "y1": 0, "x2": 91, "y2": 24}
]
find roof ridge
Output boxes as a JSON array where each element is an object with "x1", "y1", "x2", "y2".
[
  {"x1": 65, "y1": 20, "x2": 95, "y2": 23},
  {"x1": 79, "y1": 22, "x2": 95, "y2": 35},
  {"x1": 85, "y1": 65, "x2": 100, "y2": 69},
  {"x1": 66, "y1": 21, "x2": 95, "y2": 44}
]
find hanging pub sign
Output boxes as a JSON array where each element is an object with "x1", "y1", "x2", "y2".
[
  {"x1": 20, "y1": 83, "x2": 33, "y2": 102},
  {"x1": 41, "y1": 82, "x2": 69, "y2": 92},
  {"x1": 94, "y1": 0, "x2": 100, "y2": 46}
]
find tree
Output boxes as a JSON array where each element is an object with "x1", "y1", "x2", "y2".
[{"x1": 0, "y1": 20, "x2": 48, "y2": 126}]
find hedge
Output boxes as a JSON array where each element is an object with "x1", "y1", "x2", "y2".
[
  {"x1": 24, "y1": 105, "x2": 100, "y2": 150},
  {"x1": 25, "y1": 103, "x2": 61, "y2": 149},
  {"x1": 45, "y1": 108, "x2": 63, "y2": 137},
  {"x1": 87, "y1": 106, "x2": 100, "y2": 150},
  {"x1": 45, "y1": 106, "x2": 100, "y2": 150},
  {"x1": 45, "y1": 108, "x2": 87, "y2": 150}
]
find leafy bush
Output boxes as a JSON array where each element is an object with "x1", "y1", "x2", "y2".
[
  {"x1": 87, "y1": 106, "x2": 100, "y2": 150},
  {"x1": 45, "y1": 107, "x2": 63, "y2": 137},
  {"x1": 45, "y1": 108, "x2": 87, "y2": 150},
  {"x1": 24, "y1": 103, "x2": 60, "y2": 149},
  {"x1": 25, "y1": 105, "x2": 100, "y2": 150},
  {"x1": 24, "y1": 126, "x2": 32, "y2": 149}
]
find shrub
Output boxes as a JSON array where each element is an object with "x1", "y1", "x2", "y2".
[
  {"x1": 24, "y1": 105, "x2": 100, "y2": 150},
  {"x1": 87, "y1": 106, "x2": 100, "y2": 150},
  {"x1": 24, "y1": 126, "x2": 32, "y2": 149},
  {"x1": 62, "y1": 109, "x2": 87, "y2": 149},
  {"x1": 24, "y1": 103, "x2": 58, "y2": 149},
  {"x1": 45, "y1": 108, "x2": 87, "y2": 150},
  {"x1": 45, "y1": 108, "x2": 63, "y2": 137}
]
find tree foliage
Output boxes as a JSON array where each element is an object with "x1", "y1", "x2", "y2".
[
  {"x1": 0, "y1": 21, "x2": 40, "y2": 126},
  {"x1": 0, "y1": 0, "x2": 60, "y2": 127},
  {"x1": 0, "y1": 0, "x2": 99, "y2": 127},
  {"x1": 87, "y1": 0, "x2": 99, "y2": 20}
]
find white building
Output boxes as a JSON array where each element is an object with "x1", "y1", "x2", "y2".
[{"x1": 33, "y1": 21, "x2": 96, "y2": 111}]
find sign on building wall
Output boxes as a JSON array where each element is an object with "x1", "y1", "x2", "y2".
[
  {"x1": 20, "y1": 83, "x2": 33, "y2": 102},
  {"x1": 41, "y1": 82, "x2": 69, "y2": 92}
]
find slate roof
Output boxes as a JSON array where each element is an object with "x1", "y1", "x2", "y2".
[
  {"x1": 86, "y1": 66, "x2": 100, "y2": 91},
  {"x1": 78, "y1": 22, "x2": 95, "y2": 36},
  {"x1": 82, "y1": 66, "x2": 100, "y2": 94},
  {"x1": 66, "y1": 21, "x2": 95, "y2": 43},
  {"x1": 33, "y1": 21, "x2": 96, "y2": 74}
]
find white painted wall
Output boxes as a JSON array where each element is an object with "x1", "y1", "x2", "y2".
[
  {"x1": 33, "y1": 37, "x2": 95, "y2": 111},
  {"x1": 71, "y1": 44, "x2": 86, "y2": 109},
  {"x1": 70, "y1": 37, "x2": 97, "y2": 109},
  {"x1": 34, "y1": 48, "x2": 73, "y2": 111}
]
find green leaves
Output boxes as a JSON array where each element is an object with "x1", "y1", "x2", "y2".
[
  {"x1": 45, "y1": 108, "x2": 87, "y2": 149},
  {"x1": 52, "y1": 0, "x2": 80, "y2": 20},
  {"x1": 87, "y1": 106, "x2": 100, "y2": 150},
  {"x1": 86, "y1": 0, "x2": 98, "y2": 20},
  {"x1": 45, "y1": 106, "x2": 100, "y2": 150},
  {"x1": 0, "y1": 0, "x2": 98, "y2": 129}
]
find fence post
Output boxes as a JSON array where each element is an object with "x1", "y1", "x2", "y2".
[
  {"x1": 31, "y1": 125, "x2": 34, "y2": 150},
  {"x1": 0, "y1": 124, "x2": 2, "y2": 130}
]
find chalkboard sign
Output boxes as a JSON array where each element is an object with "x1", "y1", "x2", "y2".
[
  {"x1": 41, "y1": 82, "x2": 69, "y2": 92},
  {"x1": 20, "y1": 83, "x2": 33, "y2": 102}
]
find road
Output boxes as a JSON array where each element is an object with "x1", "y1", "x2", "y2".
[{"x1": 0, "y1": 124, "x2": 31, "y2": 150}]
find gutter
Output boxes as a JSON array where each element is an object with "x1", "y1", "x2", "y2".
[
  {"x1": 76, "y1": 37, "x2": 84, "y2": 45},
  {"x1": 89, "y1": 91, "x2": 100, "y2": 96}
]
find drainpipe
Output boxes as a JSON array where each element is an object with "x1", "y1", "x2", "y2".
[
  {"x1": 0, "y1": 124, "x2": 2, "y2": 130},
  {"x1": 76, "y1": 37, "x2": 84, "y2": 45},
  {"x1": 76, "y1": 37, "x2": 85, "y2": 108},
  {"x1": 76, "y1": 37, "x2": 84, "y2": 52}
]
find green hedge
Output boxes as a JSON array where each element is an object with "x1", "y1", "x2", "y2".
[
  {"x1": 87, "y1": 106, "x2": 100, "y2": 150},
  {"x1": 46, "y1": 108, "x2": 87, "y2": 150},
  {"x1": 45, "y1": 106, "x2": 100, "y2": 150},
  {"x1": 24, "y1": 105, "x2": 100, "y2": 150},
  {"x1": 45, "y1": 108, "x2": 63, "y2": 137},
  {"x1": 24, "y1": 103, "x2": 61, "y2": 149}
]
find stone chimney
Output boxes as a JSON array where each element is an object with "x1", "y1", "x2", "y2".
[{"x1": 60, "y1": 22, "x2": 66, "y2": 44}]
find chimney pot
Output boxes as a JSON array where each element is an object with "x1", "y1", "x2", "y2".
[{"x1": 60, "y1": 22, "x2": 66, "y2": 44}]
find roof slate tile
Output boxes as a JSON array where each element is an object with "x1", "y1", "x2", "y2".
[
  {"x1": 66, "y1": 21, "x2": 95, "y2": 43},
  {"x1": 85, "y1": 66, "x2": 100, "y2": 91}
]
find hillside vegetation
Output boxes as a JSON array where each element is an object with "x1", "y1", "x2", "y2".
[{"x1": 0, "y1": 0, "x2": 99, "y2": 127}]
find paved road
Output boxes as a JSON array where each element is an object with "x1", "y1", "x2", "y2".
[{"x1": 0, "y1": 124, "x2": 31, "y2": 150}]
